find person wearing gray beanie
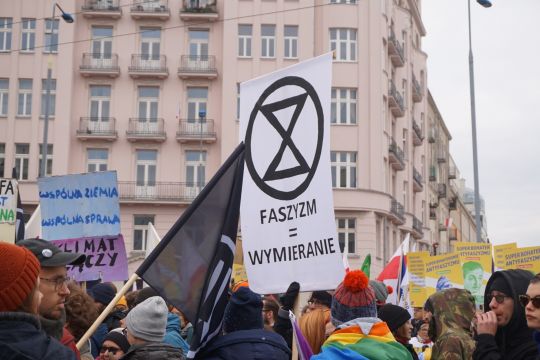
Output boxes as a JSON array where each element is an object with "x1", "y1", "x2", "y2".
[{"x1": 122, "y1": 296, "x2": 185, "y2": 360}]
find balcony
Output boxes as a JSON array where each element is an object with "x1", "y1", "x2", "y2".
[
  {"x1": 387, "y1": 30, "x2": 405, "y2": 67},
  {"x1": 448, "y1": 166, "x2": 457, "y2": 179},
  {"x1": 413, "y1": 167, "x2": 423, "y2": 192},
  {"x1": 438, "y1": 183, "x2": 447, "y2": 199},
  {"x1": 79, "y1": 53, "x2": 120, "y2": 77},
  {"x1": 179, "y1": 0, "x2": 218, "y2": 21},
  {"x1": 126, "y1": 118, "x2": 166, "y2": 142},
  {"x1": 429, "y1": 165, "x2": 436, "y2": 182},
  {"x1": 412, "y1": 74, "x2": 423, "y2": 102},
  {"x1": 82, "y1": 0, "x2": 122, "y2": 19},
  {"x1": 388, "y1": 138, "x2": 405, "y2": 170},
  {"x1": 449, "y1": 196, "x2": 457, "y2": 210},
  {"x1": 449, "y1": 227, "x2": 458, "y2": 241},
  {"x1": 118, "y1": 181, "x2": 202, "y2": 203},
  {"x1": 429, "y1": 207, "x2": 436, "y2": 220},
  {"x1": 390, "y1": 198, "x2": 405, "y2": 224},
  {"x1": 428, "y1": 128, "x2": 437, "y2": 143},
  {"x1": 388, "y1": 80, "x2": 405, "y2": 117},
  {"x1": 412, "y1": 119, "x2": 424, "y2": 146},
  {"x1": 437, "y1": 146, "x2": 447, "y2": 163},
  {"x1": 177, "y1": 55, "x2": 218, "y2": 79},
  {"x1": 176, "y1": 119, "x2": 217, "y2": 143},
  {"x1": 413, "y1": 216, "x2": 423, "y2": 237},
  {"x1": 128, "y1": 55, "x2": 168, "y2": 79},
  {"x1": 131, "y1": 0, "x2": 170, "y2": 20},
  {"x1": 76, "y1": 117, "x2": 117, "y2": 141}
]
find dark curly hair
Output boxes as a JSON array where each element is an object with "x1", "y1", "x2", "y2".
[{"x1": 65, "y1": 281, "x2": 99, "y2": 340}]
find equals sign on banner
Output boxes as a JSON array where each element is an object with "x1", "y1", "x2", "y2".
[{"x1": 289, "y1": 227, "x2": 297, "y2": 237}]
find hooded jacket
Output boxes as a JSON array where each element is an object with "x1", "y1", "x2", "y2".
[
  {"x1": 473, "y1": 269, "x2": 537, "y2": 360},
  {"x1": 428, "y1": 288, "x2": 476, "y2": 360},
  {"x1": 164, "y1": 312, "x2": 189, "y2": 355}
]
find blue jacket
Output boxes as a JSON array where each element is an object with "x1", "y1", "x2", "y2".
[
  {"x1": 0, "y1": 312, "x2": 77, "y2": 360},
  {"x1": 164, "y1": 312, "x2": 189, "y2": 355},
  {"x1": 90, "y1": 322, "x2": 109, "y2": 358},
  {"x1": 195, "y1": 329, "x2": 291, "y2": 360}
]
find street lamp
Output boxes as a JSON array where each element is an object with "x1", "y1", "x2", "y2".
[
  {"x1": 467, "y1": 0, "x2": 490, "y2": 242},
  {"x1": 198, "y1": 110, "x2": 206, "y2": 194},
  {"x1": 40, "y1": 3, "x2": 74, "y2": 178}
]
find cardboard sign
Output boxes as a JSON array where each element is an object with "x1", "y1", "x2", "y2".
[
  {"x1": 500, "y1": 246, "x2": 540, "y2": 274},
  {"x1": 455, "y1": 242, "x2": 492, "y2": 306},
  {"x1": 424, "y1": 252, "x2": 463, "y2": 299},
  {"x1": 493, "y1": 243, "x2": 517, "y2": 270},
  {"x1": 0, "y1": 179, "x2": 17, "y2": 243},
  {"x1": 52, "y1": 234, "x2": 128, "y2": 282},
  {"x1": 239, "y1": 54, "x2": 344, "y2": 293},
  {"x1": 38, "y1": 171, "x2": 120, "y2": 240},
  {"x1": 408, "y1": 251, "x2": 429, "y2": 307}
]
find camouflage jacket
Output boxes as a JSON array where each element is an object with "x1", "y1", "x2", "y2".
[{"x1": 428, "y1": 288, "x2": 476, "y2": 360}]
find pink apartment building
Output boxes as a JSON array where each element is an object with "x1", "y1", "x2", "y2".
[{"x1": 0, "y1": 0, "x2": 483, "y2": 277}]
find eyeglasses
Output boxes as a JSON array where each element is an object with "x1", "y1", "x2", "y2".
[
  {"x1": 100, "y1": 346, "x2": 121, "y2": 355},
  {"x1": 40, "y1": 276, "x2": 71, "y2": 291},
  {"x1": 519, "y1": 295, "x2": 540, "y2": 308},
  {"x1": 486, "y1": 294, "x2": 511, "y2": 304}
]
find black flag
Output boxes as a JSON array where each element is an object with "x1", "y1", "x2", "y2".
[
  {"x1": 12, "y1": 167, "x2": 25, "y2": 242},
  {"x1": 136, "y1": 143, "x2": 244, "y2": 358}
]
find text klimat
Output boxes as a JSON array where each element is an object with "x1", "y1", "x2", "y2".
[
  {"x1": 248, "y1": 237, "x2": 336, "y2": 265},
  {"x1": 259, "y1": 198, "x2": 317, "y2": 224}
]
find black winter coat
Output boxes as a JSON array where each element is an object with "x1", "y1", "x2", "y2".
[
  {"x1": 120, "y1": 342, "x2": 185, "y2": 360},
  {"x1": 0, "y1": 312, "x2": 77, "y2": 360},
  {"x1": 195, "y1": 329, "x2": 291, "y2": 360}
]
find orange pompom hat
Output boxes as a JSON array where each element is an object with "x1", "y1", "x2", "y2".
[{"x1": 331, "y1": 270, "x2": 376, "y2": 325}]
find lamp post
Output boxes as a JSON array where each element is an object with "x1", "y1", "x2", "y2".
[
  {"x1": 40, "y1": 3, "x2": 74, "y2": 178},
  {"x1": 198, "y1": 110, "x2": 206, "y2": 194},
  {"x1": 468, "y1": 0, "x2": 491, "y2": 242}
]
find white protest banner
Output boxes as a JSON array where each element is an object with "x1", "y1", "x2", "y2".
[
  {"x1": 0, "y1": 178, "x2": 17, "y2": 243},
  {"x1": 240, "y1": 53, "x2": 344, "y2": 294},
  {"x1": 38, "y1": 171, "x2": 120, "y2": 240}
]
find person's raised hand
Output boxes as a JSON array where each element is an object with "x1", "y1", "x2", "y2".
[{"x1": 476, "y1": 311, "x2": 498, "y2": 336}]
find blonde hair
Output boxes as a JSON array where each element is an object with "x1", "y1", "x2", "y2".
[{"x1": 299, "y1": 308, "x2": 330, "y2": 354}]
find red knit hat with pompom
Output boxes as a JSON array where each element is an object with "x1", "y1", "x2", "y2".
[
  {"x1": 0, "y1": 242, "x2": 40, "y2": 312},
  {"x1": 331, "y1": 270, "x2": 377, "y2": 325}
]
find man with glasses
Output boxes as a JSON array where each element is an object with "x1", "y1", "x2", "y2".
[
  {"x1": 18, "y1": 238, "x2": 85, "y2": 358},
  {"x1": 521, "y1": 272, "x2": 540, "y2": 357},
  {"x1": 473, "y1": 269, "x2": 538, "y2": 360}
]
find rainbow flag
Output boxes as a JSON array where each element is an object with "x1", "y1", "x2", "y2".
[{"x1": 312, "y1": 319, "x2": 413, "y2": 360}]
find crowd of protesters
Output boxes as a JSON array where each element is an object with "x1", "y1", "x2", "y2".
[{"x1": 1, "y1": 239, "x2": 540, "y2": 360}]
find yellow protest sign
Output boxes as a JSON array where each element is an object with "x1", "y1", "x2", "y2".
[
  {"x1": 500, "y1": 246, "x2": 540, "y2": 274},
  {"x1": 408, "y1": 251, "x2": 429, "y2": 307},
  {"x1": 0, "y1": 179, "x2": 18, "y2": 243},
  {"x1": 424, "y1": 252, "x2": 462, "y2": 299},
  {"x1": 232, "y1": 263, "x2": 248, "y2": 285},
  {"x1": 493, "y1": 243, "x2": 517, "y2": 270},
  {"x1": 455, "y1": 242, "x2": 492, "y2": 306}
]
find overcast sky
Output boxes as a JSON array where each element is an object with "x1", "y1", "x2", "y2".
[{"x1": 422, "y1": 1, "x2": 540, "y2": 247}]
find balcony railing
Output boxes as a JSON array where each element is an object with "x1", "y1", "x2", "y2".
[
  {"x1": 448, "y1": 166, "x2": 457, "y2": 179},
  {"x1": 413, "y1": 216, "x2": 423, "y2": 235},
  {"x1": 412, "y1": 74, "x2": 423, "y2": 102},
  {"x1": 130, "y1": 0, "x2": 170, "y2": 20},
  {"x1": 412, "y1": 119, "x2": 424, "y2": 146},
  {"x1": 176, "y1": 119, "x2": 217, "y2": 143},
  {"x1": 128, "y1": 54, "x2": 168, "y2": 78},
  {"x1": 82, "y1": 0, "x2": 122, "y2": 18},
  {"x1": 388, "y1": 80, "x2": 405, "y2": 117},
  {"x1": 388, "y1": 29, "x2": 405, "y2": 67},
  {"x1": 126, "y1": 118, "x2": 166, "y2": 142},
  {"x1": 429, "y1": 207, "x2": 436, "y2": 220},
  {"x1": 177, "y1": 55, "x2": 218, "y2": 79},
  {"x1": 80, "y1": 53, "x2": 120, "y2": 77},
  {"x1": 413, "y1": 167, "x2": 423, "y2": 192},
  {"x1": 390, "y1": 198, "x2": 405, "y2": 223},
  {"x1": 438, "y1": 183, "x2": 447, "y2": 199},
  {"x1": 388, "y1": 138, "x2": 405, "y2": 170},
  {"x1": 118, "y1": 181, "x2": 203, "y2": 202},
  {"x1": 180, "y1": 0, "x2": 218, "y2": 21},
  {"x1": 76, "y1": 117, "x2": 117, "y2": 141}
]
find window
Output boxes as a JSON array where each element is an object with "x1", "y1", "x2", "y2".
[
  {"x1": 38, "y1": 144, "x2": 53, "y2": 176},
  {"x1": 331, "y1": 88, "x2": 357, "y2": 124},
  {"x1": 376, "y1": 217, "x2": 382, "y2": 259},
  {"x1": 87, "y1": 149, "x2": 108, "y2": 172},
  {"x1": 141, "y1": 28, "x2": 160, "y2": 61},
  {"x1": 44, "y1": 19, "x2": 59, "y2": 53},
  {"x1": 15, "y1": 143, "x2": 29, "y2": 180},
  {"x1": 189, "y1": 29, "x2": 209, "y2": 57},
  {"x1": 0, "y1": 18, "x2": 12, "y2": 52},
  {"x1": 238, "y1": 24, "x2": 252, "y2": 57},
  {"x1": 0, "y1": 79, "x2": 8, "y2": 116},
  {"x1": 330, "y1": 28, "x2": 356, "y2": 61},
  {"x1": 261, "y1": 24, "x2": 276, "y2": 58},
  {"x1": 133, "y1": 215, "x2": 155, "y2": 251},
  {"x1": 41, "y1": 79, "x2": 56, "y2": 117},
  {"x1": 21, "y1": 18, "x2": 36, "y2": 52},
  {"x1": 138, "y1": 86, "x2": 159, "y2": 119},
  {"x1": 331, "y1": 151, "x2": 357, "y2": 188},
  {"x1": 336, "y1": 218, "x2": 356, "y2": 254},
  {"x1": 187, "y1": 87, "x2": 208, "y2": 120},
  {"x1": 17, "y1": 79, "x2": 32, "y2": 116},
  {"x1": 0, "y1": 143, "x2": 4, "y2": 177},
  {"x1": 284, "y1": 25, "x2": 298, "y2": 59},
  {"x1": 89, "y1": 85, "x2": 111, "y2": 131},
  {"x1": 91, "y1": 26, "x2": 113, "y2": 60},
  {"x1": 186, "y1": 150, "x2": 206, "y2": 193},
  {"x1": 136, "y1": 150, "x2": 157, "y2": 188}
]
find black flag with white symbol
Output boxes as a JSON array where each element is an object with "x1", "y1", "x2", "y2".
[
  {"x1": 136, "y1": 143, "x2": 245, "y2": 359},
  {"x1": 12, "y1": 167, "x2": 25, "y2": 243}
]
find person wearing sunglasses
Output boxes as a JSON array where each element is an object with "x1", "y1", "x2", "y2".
[
  {"x1": 521, "y1": 272, "x2": 540, "y2": 358},
  {"x1": 473, "y1": 269, "x2": 538, "y2": 360},
  {"x1": 96, "y1": 330, "x2": 130, "y2": 360}
]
